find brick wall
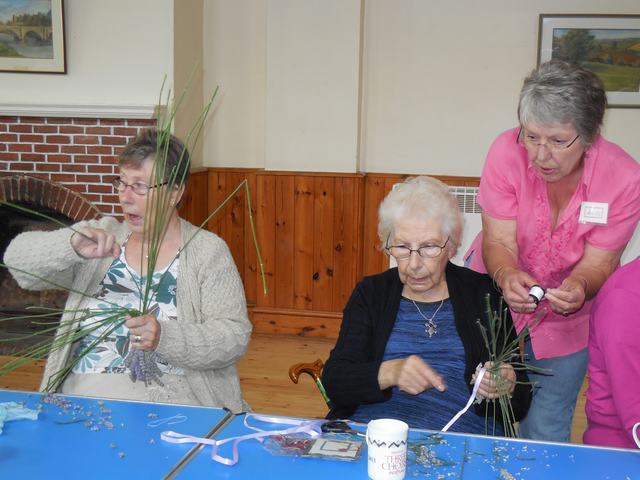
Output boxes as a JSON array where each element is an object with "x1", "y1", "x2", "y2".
[{"x1": 0, "y1": 116, "x2": 155, "y2": 215}]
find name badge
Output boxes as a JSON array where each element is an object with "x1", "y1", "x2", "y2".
[{"x1": 579, "y1": 201, "x2": 608, "y2": 224}]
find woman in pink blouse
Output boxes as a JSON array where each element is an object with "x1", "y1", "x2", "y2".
[{"x1": 466, "y1": 60, "x2": 640, "y2": 442}]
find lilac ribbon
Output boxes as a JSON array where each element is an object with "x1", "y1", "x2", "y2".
[
  {"x1": 441, "y1": 365, "x2": 486, "y2": 432},
  {"x1": 161, "y1": 413, "x2": 323, "y2": 466}
]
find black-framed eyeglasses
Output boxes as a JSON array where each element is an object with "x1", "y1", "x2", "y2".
[
  {"x1": 385, "y1": 236, "x2": 449, "y2": 260},
  {"x1": 112, "y1": 178, "x2": 167, "y2": 196},
  {"x1": 517, "y1": 127, "x2": 580, "y2": 152}
]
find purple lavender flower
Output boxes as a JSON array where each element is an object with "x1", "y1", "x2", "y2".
[{"x1": 124, "y1": 350, "x2": 164, "y2": 386}]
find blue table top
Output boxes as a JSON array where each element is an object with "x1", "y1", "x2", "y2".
[
  {"x1": 0, "y1": 389, "x2": 228, "y2": 478},
  {"x1": 177, "y1": 413, "x2": 640, "y2": 479},
  {"x1": 178, "y1": 414, "x2": 366, "y2": 479},
  {"x1": 2, "y1": 390, "x2": 639, "y2": 479}
]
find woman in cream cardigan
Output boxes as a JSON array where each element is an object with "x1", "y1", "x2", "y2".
[{"x1": 5, "y1": 129, "x2": 252, "y2": 412}]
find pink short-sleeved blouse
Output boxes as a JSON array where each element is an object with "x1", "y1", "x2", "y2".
[{"x1": 468, "y1": 127, "x2": 640, "y2": 359}]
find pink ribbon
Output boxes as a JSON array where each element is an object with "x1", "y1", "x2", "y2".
[{"x1": 161, "y1": 413, "x2": 323, "y2": 466}]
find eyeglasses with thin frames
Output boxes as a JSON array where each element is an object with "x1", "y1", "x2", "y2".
[
  {"x1": 517, "y1": 127, "x2": 580, "y2": 152},
  {"x1": 385, "y1": 236, "x2": 449, "y2": 260},
  {"x1": 112, "y1": 178, "x2": 167, "y2": 196}
]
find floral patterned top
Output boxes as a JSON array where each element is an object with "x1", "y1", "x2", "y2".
[{"x1": 70, "y1": 240, "x2": 183, "y2": 375}]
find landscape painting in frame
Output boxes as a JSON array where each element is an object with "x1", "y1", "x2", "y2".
[
  {"x1": 538, "y1": 14, "x2": 640, "y2": 108},
  {"x1": 0, "y1": 0, "x2": 65, "y2": 73}
]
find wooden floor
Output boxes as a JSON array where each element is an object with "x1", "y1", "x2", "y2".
[{"x1": 0, "y1": 333, "x2": 588, "y2": 443}]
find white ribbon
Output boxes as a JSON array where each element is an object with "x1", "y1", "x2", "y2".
[
  {"x1": 441, "y1": 365, "x2": 486, "y2": 432},
  {"x1": 161, "y1": 413, "x2": 323, "y2": 466},
  {"x1": 633, "y1": 422, "x2": 640, "y2": 449}
]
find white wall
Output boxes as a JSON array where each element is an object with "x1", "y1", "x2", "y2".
[
  {"x1": 264, "y1": 0, "x2": 361, "y2": 172},
  {"x1": 360, "y1": 0, "x2": 640, "y2": 176},
  {"x1": 1, "y1": 1, "x2": 638, "y2": 175},
  {"x1": 173, "y1": 0, "x2": 204, "y2": 168},
  {"x1": 202, "y1": 0, "x2": 266, "y2": 169},
  {"x1": 202, "y1": 0, "x2": 640, "y2": 175},
  {"x1": 0, "y1": 0, "x2": 173, "y2": 109},
  {"x1": 202, "y1": 0, "x2": 361, "y2": 172}
]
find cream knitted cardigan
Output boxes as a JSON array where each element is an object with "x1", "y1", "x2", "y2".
[{"x1": 4, "y1": 216, "x2": 252, "y2": 413}]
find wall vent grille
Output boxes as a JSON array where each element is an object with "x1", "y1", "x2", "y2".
[{"x1": 448, "y1": 186, "x2": 480, "y2": 214}]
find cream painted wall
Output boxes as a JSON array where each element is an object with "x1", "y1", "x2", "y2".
[
  {"x1": 361, "y1": 0, "x2": 640, "y2": 176},
  {"x1": 173, "y1": 0, "x2": 204, "y2": 168},
  {"x1": 0, "y1": 0, "x2": 173, "y2": 108},
  {"x1": 202, "y1": 0, "x2": 361, "y2": 171},
  {"x1": 264, "y1": 0, "x2": 361, "y2": 172},
  {"x1": 202, "y1": 0, "x2": 266, "y2": 169},
  {"x1": 202, "y1": 0, "x2": 640, "y2": 176},
  {"x1": 2, "y1": 1, "x2": 635, "y2": 175}
]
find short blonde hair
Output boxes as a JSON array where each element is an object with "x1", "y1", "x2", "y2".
[{"x1": 377, "y1": 176, "x2": 463, "y2": 256}]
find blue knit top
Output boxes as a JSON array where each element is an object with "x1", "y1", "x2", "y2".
[{"x1": 350, "y1": 297, "x2": 503, "y2": 435}]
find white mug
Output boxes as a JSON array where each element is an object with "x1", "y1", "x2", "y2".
[{"x1": 366, "y1": 418, "x2": 408, "y2": 480}]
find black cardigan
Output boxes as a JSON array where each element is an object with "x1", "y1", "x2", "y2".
[{"x1": 322, "y1": 262, "x2": 531, "y2": 426}]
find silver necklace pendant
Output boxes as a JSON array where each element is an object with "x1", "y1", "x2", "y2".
[
  {"x1": 425, "y1": 320, "x2": 437, "y2": 338},
  {"x1": 411, "y1": 298, "x2": 444, "y2": 338}
]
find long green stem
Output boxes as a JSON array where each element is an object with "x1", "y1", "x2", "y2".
[
  {"x1": 0, "y1": 201, "x2": 144, "y2": 287},
  {"x1": 0, "y1": 261, "x2": 123, "y2": 309},
  {"x1": 0, "y1": 78, "x2": 269, "y2": 389},
  {"x1": 476, "y1": 293, "x2": 545, "y2": 437},
  {"x1": 44, "y1": 313, "x2": 127, "y2": 391}
]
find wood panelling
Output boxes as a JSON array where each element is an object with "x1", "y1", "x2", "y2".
[
  {"x1": 256, "y1": 173, "x2": 277, "y2": 308},
  {"x1": 332, "y1": 176, "x2": 363, "y2": 310},
  {"x1": 206, "y1": 169, "x2": 260, "y2": 304},
  {"x1": 293, "y1": 176, "x2": 315, "y2": 310},
  {"x1": 193, "y1": 169, "x2": 478, "y2": 337},
  {"x1": 261, "y1": 172, "x2": 365, "y2": 316},
  {"x1": 178, "y1": 169, "x2": 209, "y2": 226},
  {"x1": 274, "y1": 176, "x2": 295, "y2": 309}
]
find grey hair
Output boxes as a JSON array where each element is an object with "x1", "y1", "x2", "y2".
[
  {"x1": 377, "y1": 176, "x2": 463, "y2": 257},
  {"x1": 119, "y1": 128, "x2": 191, "y2": 186},
  {"x1": 518, "y1": 60, "x2": 606, "y2": 145}
]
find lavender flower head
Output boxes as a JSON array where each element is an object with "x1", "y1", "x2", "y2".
[{"x1": 124, "y1": 350, "x2": 164, "y2": 386}]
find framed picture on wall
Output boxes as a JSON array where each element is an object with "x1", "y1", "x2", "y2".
[
  {"x1": 538, "y1": 14, "x2": 640, "y2": 108},
  {"x1": 0, "y1": 0, "x2": 66, "y2": 74}
]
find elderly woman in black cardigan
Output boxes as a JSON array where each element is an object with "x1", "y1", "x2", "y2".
[{"x1": 322, "y1": 176, "x2": 531, "y2": 435}]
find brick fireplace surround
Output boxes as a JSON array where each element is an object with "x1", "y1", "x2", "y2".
[{"x1": 0, "y1": 115, "x2": 156, "y2": 216}]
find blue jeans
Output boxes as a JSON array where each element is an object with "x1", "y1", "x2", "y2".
[{"x1": 518, "y1": 340, "x2": 588, "y2": 442}]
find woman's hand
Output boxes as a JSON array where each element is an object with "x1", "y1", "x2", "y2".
[
  {"x1": 497, "y1": 267, "x2": 538, "y2": 314},
  {"x1": 378, "y1": 355, "x2": 446, "y2": 395},
  {"x1": 71, "y1": 227, "x2": 120, "y2": 259},
  {"x1": 126, "y1": 314, "x2": 161, "y2": 351},
  {"x1": 545, "y1": 276, "x2": 587, "y2": 316},
  {"x1": 475, "y1": 361, "x2": 516, "y2": 399}
]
